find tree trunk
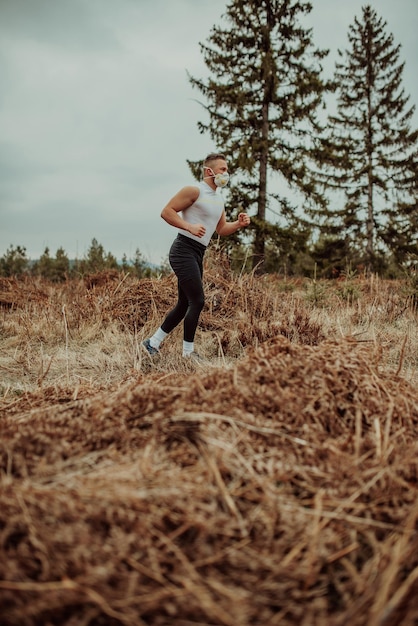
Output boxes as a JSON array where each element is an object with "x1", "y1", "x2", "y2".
[
  {"x1": 252, "y1": 14, "x2": 272, "y2": 273},
  {"x1": 366, "y1": 30, "x2": 374, "y2": 267},
  {"x1": 253, "y1": 103, "x2": 269, "y2": 271}
]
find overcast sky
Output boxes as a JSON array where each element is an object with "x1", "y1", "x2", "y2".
[{"x1": 1, "y1": 0, "x2": 417, "y2": 265}]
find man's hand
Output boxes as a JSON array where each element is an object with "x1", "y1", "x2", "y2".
[
  {"x1": 189, "y1": 223, "x2": 206, "y2": 238},
  {"x1": 238, "y1": 213, "x2": 251, "y2": 227}
]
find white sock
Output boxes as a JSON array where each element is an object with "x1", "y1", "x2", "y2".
[
  {"x1": 183, "y1": 340, "x2": 194, "y2": 357},
  {"x1": 149, "y1": 327, "x2": 168, "y2": 349}
]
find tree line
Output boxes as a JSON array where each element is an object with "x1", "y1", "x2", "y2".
[
  {"x1": 187, "y1": 1, "x2": 417, "y2": 275},
  {"x1": 0, "y1": 240, "x2": 166, "y2": 281},
  {"x1": 1, "y1": 234, "x2": 415, "y2": 282}
]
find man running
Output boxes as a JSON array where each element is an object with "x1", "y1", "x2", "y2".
[{"x1": 142, "y1": 153, "x2": 250, "y2": 361}]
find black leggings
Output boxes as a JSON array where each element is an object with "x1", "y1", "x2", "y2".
[{"x1": 161, "y1": 235, "x2": 206, "y2": 343}]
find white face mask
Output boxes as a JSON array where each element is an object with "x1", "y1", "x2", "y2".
[{"x1": 205, "y1": 168, "x2": 230, "y2": 188}]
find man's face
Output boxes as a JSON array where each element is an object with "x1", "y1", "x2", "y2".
[{"x1": 211, "y1": 159, "x2": 228, "y2": 175}]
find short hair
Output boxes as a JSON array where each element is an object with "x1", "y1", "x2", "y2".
[{"x1": 203, "y1": 153, "x2": 227, "y2": 169}]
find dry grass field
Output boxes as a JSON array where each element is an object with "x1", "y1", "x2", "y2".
[{"x1": 1, "y1": 251, "x2": 417, "y2": 626}]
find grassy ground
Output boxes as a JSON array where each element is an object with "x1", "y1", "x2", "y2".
[
  {"x1": 1, "y1": 260, "x2": 417, "y2": 398},
  {"x1": 1, "y1": 261, "x2": 417, "y2": 625}
]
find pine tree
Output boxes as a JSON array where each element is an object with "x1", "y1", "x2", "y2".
[
  {"x1": 34, "y1": 247, "x2": 70, "y2": 281},
  {"x1": 81, "y1": 238, "x2": 118, "y2": 274},
  {"x1": 131, "y1": 248, "x2": 152, "y2": 279},
  {"x1": 188, "y1": 0, "x2": 331, "y2": 270},
  {"x1": 35, "y1": 247, "x2": 54, "y2": 279},
  {"x1": 0, "y1": 245, "x2": 28, "y2": 277},
  {"x1": 319, "y1": 5, "x2": 417, "y2": 271},
  {"x1": 52, "y1": 247, "x2": 70, "y2": 281}
]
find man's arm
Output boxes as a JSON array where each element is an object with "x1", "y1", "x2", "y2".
[
  {"x1": 161, "y1": 186, "x2": 206, "y2": 238},
  {"x1": 216, "y1": 211, "x2": 251, "y2": 236}
]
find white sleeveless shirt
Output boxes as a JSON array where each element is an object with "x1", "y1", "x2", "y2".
[{"x1": 177, "y1": 181, "x2": 225, "y2": 247}]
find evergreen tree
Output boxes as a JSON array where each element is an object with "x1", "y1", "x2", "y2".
[
  {"x1": 86, "y1": 238, "x2": 107, "y2": 273},
  {"x1": 0, "y1": 245, "x2": 28, "y2": 277},
  {"x1": 35, "y1": 247, "x2": 54, "y2": 279},
  {"x1": 80, "y1": 238, "x2": 118, "y2": 274},
  {"x1": 131, "y1": 248, "x2": 152, "y2": 279},
  {"x1": 33, "y1": 247, "x2": 70, "y2": 281},
  {"x1": 318, "y1": 5, "x2": 417, "y2": 271},
  {"x1": 121, "y1": 254, "x2": 130, "y2": 273},
  {"x1": 52, "y1": 247, "x2": 70, "y2": 281},
  {"x1": 188, "y1": 0, "x2": 331, "y2": 270}
]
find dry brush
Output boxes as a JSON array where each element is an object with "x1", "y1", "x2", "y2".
[{"x1": 0, "y1": 260, "x2": 417, "y2": 625}]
